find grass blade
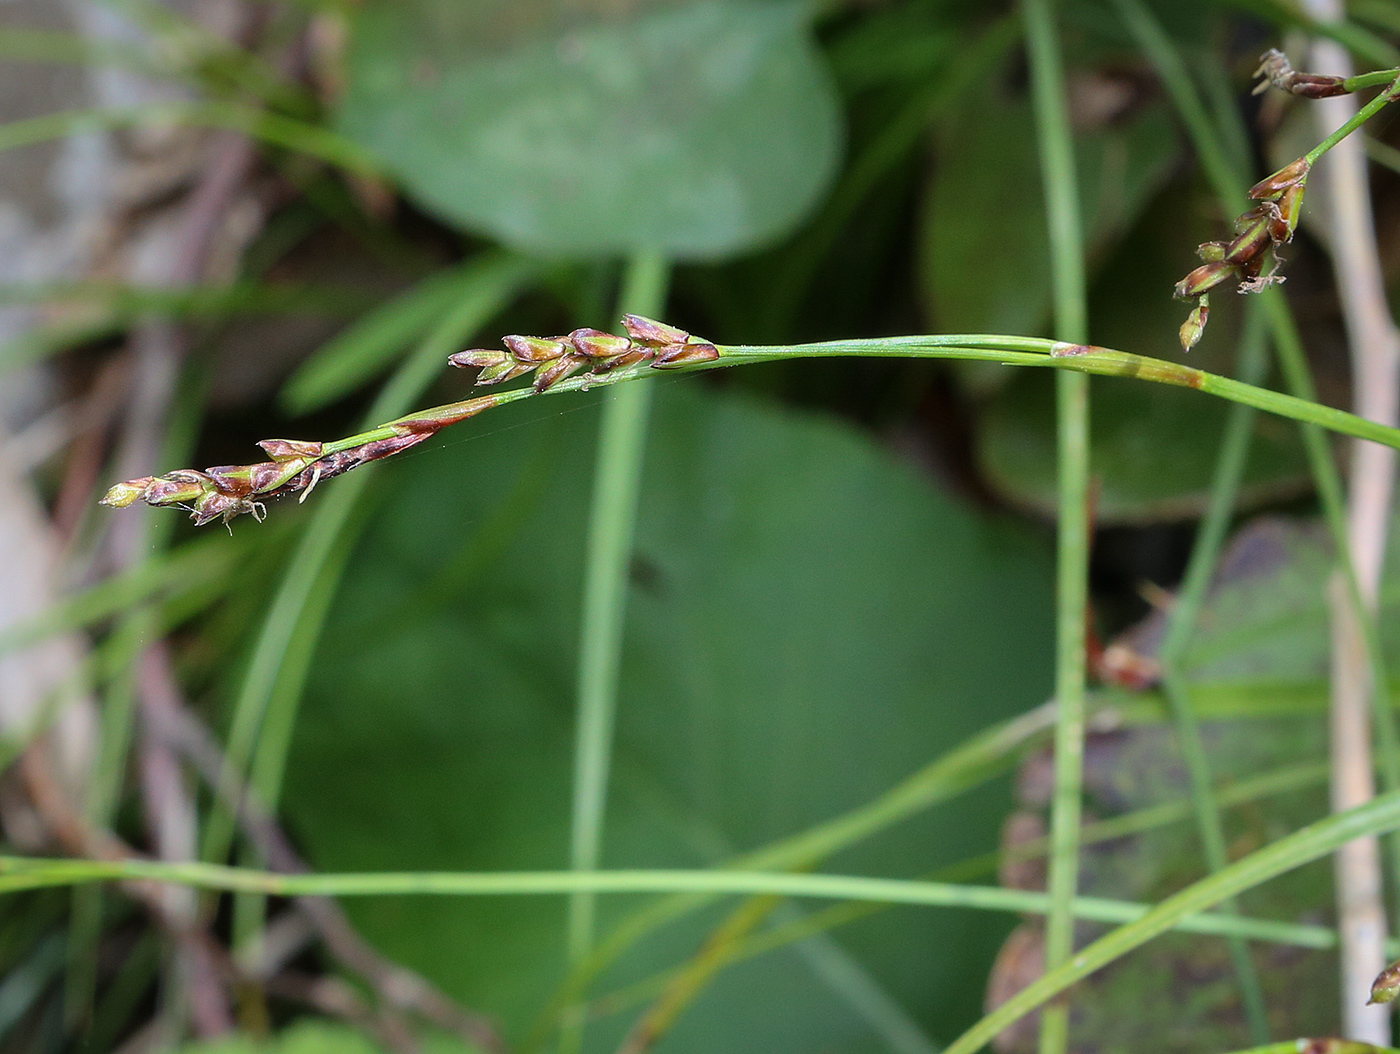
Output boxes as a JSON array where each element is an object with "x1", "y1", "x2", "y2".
[
  {"x1": 563, "y1": 252, "x2": 670, "y2": 1053},
  {"x1": 1021, "y1": 1, "x2": 1091, "y2": 1050},
  {"x1": 281, "y1": 254, "x2": 539, "y2": 414},
  {"x1": 940, "y1": 788, "x2": 1400, "y2": 1054},
  {"x1": 0, "y1": 103, "x2": 380, "y2": 176}
]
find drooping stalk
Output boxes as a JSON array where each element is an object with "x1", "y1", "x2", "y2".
[
  {"x1": 1109, "y1": 0, "x2": 1400, "y2": 921},
  {"x1": 1108, "y1": 0, "x2": 1276, "y2": 1037}
]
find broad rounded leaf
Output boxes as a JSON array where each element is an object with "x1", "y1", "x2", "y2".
[
  {"x1": 338, "y1": 0, "x2": 842, "y2": 258},
  {"x1": 282, "y1": 383, "x2": 1055, "y2": 1049}
]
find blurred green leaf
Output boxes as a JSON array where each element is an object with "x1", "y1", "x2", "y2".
[
  {"x1": 336, "y1": 0, "x2": 842, "y2": 258},
  {"x1": 178, "y1": 1019, "x2": 483, "y2": 1054},
  {"x1": 920, "y1": 96, "x2": 1179, "y2": 336},
  {"x1": 1093, "y1": 510, "x2": 1400, "y2": 702},
  {"x1": 280, "y1": 253, "x2": 541, "y2": 415},
  {"x1": 823, "y1": 2, "x2": 957, "y2": 92},
  {"x1": 1172, "y1": 515, "x2": 1400, "y2": 684},
  {"x1": 281, "y1": 383, "x2": 1055, "y2": 1049},
  {"x1": 976, "y1": 373, "x2": 1310, "y2": 523}
]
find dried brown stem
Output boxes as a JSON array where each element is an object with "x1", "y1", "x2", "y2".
[
  {"x1": 16, "y1": 740, "x2": 237, "y2": 1038},
  {"x1": 139, "y1": 674, "x2": 508, "y2": 1054}
]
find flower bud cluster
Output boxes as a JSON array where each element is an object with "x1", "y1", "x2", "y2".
[
  {"x1": 448, "y1": 314, "x2": 720, "y2": 392},
  {"x1": 1172, "y1": 156, "x2": 1310, "y2": 350}
]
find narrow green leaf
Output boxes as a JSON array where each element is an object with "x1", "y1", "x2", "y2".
[
  {"x1": 280, "y1": 253, "x2": 540, "y2": 415},
  {"x1": 940, "y1": 788, "x2": 1400, "y2": 1054}
]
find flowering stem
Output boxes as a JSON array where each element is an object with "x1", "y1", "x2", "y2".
[
  {"x1": 101, "y1": 333, "x2": 1400, "y2": 527},
  {"x1": 1020, "y1": 0, "x2": 1091, "y2": 1051},
  {"x1": 1345, "y1": 68, "x2": 1400, "y2": 92},
  {"x1": 1306, "y1": 70, "x2": 1400, "y2": 164},
  {"x1": 0, "y1": 853, "x2": 1378, "y2": 952}
]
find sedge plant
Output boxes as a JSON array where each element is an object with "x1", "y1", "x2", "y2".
[{"x1": 78, "y1": 44, "x2": 1400, "y2": 1054}]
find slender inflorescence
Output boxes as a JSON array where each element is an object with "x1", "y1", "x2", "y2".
[
  {"x1": 99, "y1": 407, "x2": 493, "y2": 526},
  {"x1": 1173, "y1": 49, "x2": 1400, "y2": 351},
  {"x1": 98, "y1": 315, "x2": 718, "y2": 525},
  {"x1": 100, "y1": 325, "x2": 1400, "y2": 527}
]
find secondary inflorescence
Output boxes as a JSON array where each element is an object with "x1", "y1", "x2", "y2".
[
  {"x1": 1169, "y1": 47, "x2": 1375, "y2": 351},
  {"x1": 1172, "y1": 156, "x2": 1309, "y2": 351},
  {"x1": 98, "y1": 429, "x2": 452, "y2": 527}
]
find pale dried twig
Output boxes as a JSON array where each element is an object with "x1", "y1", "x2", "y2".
[
  {"x1": 1299, "y1": 17, "x2": 1400, "y2": 1044},
  {"x1": 139, "y1": 682, "x2": 508, "y2": 1053}
]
